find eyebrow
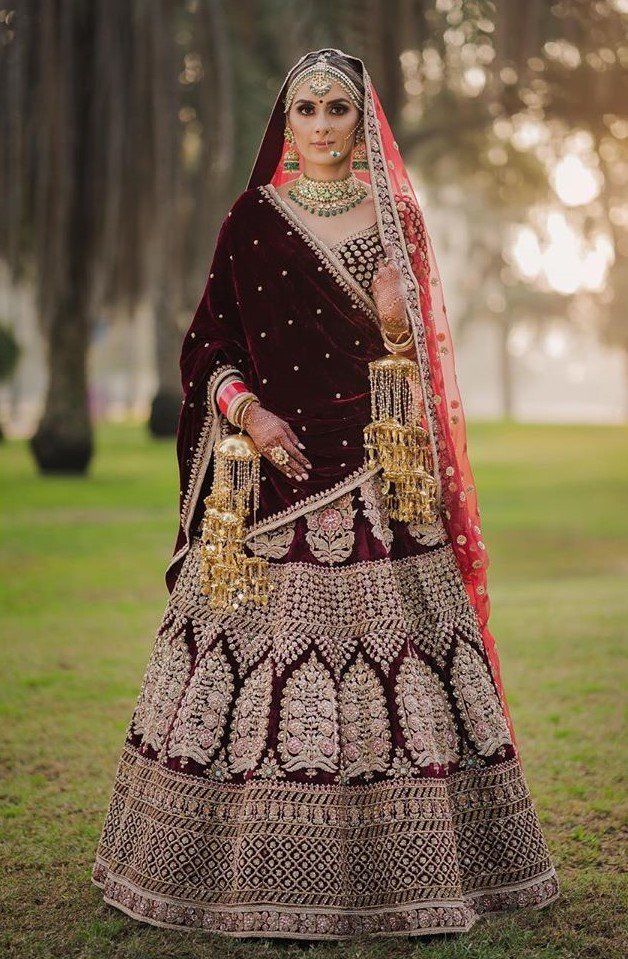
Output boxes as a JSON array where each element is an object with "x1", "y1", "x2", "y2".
[{"x1": 294, "y1": 97, "x2": 351, "y2": 105}]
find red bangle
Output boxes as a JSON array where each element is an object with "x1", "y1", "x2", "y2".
[{"x1": 216, "y1": 377, "x2": 249, "y2": 416}]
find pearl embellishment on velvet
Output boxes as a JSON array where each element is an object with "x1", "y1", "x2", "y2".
[
  {"x1": 294, "y1": 365, "x2": 299, "y2": 371},
  {"x1": 260, "y1": 331, "x2": 266, "y2": 337}
]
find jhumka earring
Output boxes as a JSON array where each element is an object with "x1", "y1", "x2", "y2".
[
  {"x1": 199, "y1": 434, "x2": 273, "y2": 610},
  {"x1": 283, "y1": 123, "x2": 300, "y2": 171},
  {"x1": 351, "y1": 126, "x2": 368, "y2": 170}
]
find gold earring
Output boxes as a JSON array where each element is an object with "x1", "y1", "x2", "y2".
[
  {"x1": 351, "y1": 126, "x2": 367, "y2": 170},
  {"x1": 283, "y1": 122, "x2": 300, "y2": 171}
]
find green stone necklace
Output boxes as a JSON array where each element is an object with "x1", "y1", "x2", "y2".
[{"x1": 287, "y1": 172, "x2": 368, "y2": 217}]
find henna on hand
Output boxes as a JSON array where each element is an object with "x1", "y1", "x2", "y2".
[
  {"x1": 371, "y1": 242, "x2": 410, "y2": 338},
  {"x1": 242, "y1": 402, "x2": 312, "y2": 481}
]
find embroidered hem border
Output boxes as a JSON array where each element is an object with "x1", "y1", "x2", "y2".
[
  {"x1": 92, "y1": 746, "x2": 560, "y2": 941},
  {"x1": 92, "y1": 860, "x2": 559, "y2": 941}
]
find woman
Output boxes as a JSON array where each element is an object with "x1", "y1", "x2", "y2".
[{"x1": 92, "y1": 48, "x2": 560, "y2": 941}]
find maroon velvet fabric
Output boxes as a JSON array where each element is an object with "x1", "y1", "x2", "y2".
[{"x1": 167, "y1": 187, "x2": 385, "y2": 592}]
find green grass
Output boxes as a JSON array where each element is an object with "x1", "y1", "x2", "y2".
[{"x1": 1, "y1": 422, "x2": 626, "y2": 959}]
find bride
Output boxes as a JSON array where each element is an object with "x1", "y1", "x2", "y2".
[{"x1": 92, "y1": 47, "x2": 560, "y2": 942}]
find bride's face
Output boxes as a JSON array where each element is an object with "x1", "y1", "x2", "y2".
[{"x1": 287, "y1": 80, "x2": 362, "y2": 168}]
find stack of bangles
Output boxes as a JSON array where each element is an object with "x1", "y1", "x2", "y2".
[{"x1": 216, "y1": 374, "x2": 260, "y2": 430}]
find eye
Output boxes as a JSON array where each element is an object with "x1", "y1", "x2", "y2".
[
  {"x1": 296, "y1": 104, "x2": 315, "y2": 115},
  {"x1": 330, "y1": 104, "x2": 349, "y2": 115}
]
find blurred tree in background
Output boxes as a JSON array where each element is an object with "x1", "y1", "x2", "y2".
[{"x1": 0, "y1": 0, "x2": 625, "y2": 471}]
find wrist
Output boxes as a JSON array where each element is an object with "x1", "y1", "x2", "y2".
[{"x1": 240, "y1": 398, "x2": 261, "y2": 432}]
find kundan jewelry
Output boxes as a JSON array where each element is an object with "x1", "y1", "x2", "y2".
[
  {"x1": 266, "y1": 444, "x2": 289, "y2": 466},
  {"x1": 351, "y1": 126, "x2": 368, "y2": 170},
  {"x1": 287, "y1": 171, "x2": 368, "y2": 217},
  {"x1": 283, "y1": 123, "x2": 300, "y2": 172}
]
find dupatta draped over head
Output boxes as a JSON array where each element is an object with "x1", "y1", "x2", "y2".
[{"x1": 169, "y1": 48, "x2": 517, "y2": 751}]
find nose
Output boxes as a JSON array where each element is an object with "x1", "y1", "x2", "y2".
[{"x1": 313, "y1": 113, "x2": 330, "y2": 135}]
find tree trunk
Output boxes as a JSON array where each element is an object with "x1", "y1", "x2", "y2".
[
  {"x1": 30, "y1": 0, "x2": 96, "y2": 474},
  {"x1": 30, "y1": 295, "x2": 92, "y2": 472}
]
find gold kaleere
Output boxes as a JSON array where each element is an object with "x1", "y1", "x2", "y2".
[
  {"x1": 363, "y1": 355, "x2": 438, "y2": 523},
  {"x1": 200, "y1": 434, "x2": 273, "y2": 610}
]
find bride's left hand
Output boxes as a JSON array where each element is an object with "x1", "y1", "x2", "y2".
[{"x1": 371, "y1": 243, "x2": 408, "y2": 338}]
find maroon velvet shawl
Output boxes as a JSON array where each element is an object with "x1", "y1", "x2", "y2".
[{"x1": 166, "y1": 185, "x2": 386, "y2": 593}]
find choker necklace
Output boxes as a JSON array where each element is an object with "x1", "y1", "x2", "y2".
[{"x1": 287, "y1": 172, "x2": 368, "y2": 217}]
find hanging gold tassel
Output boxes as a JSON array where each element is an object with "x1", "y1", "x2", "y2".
[
  {"x1": 200, "y1": 434, "x2": 273, "y2": 610},
  {"x1": 363, "y1": 355, "x2": 438, "y2": 523}
]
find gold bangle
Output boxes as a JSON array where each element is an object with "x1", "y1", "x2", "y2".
[
  {"x1": 239, "y1": 398, "x2": 260, "y2": 432},
  {"x1": 235, "y1": 396, "x2": 259, "y2": 431},
  {"x1": 229, "y1": 392, "x2": 258, "y2": 429},
  {"x1": 382, "y1": 327, "x2": 414, "y2": 353},
  {"x1": 382, "y1": 321, "x2": 411, "y2": 342}
]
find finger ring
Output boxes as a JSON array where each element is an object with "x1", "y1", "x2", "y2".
[{"x1": 267, "y1": 444, "x2": 289, "y2": 466}]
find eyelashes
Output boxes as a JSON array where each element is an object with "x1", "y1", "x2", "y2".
[{"x1": 296, "y1": 104, "x2": 349, "y2": 116}]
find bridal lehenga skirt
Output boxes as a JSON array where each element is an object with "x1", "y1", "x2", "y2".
[{"x1": 92, "y1": 474, "x2": 560, "y2": 940}]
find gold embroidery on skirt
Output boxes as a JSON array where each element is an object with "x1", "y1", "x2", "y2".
[
  {"x1": 246, "y1": 521, "x2": 296, "y2": 559},
  {"x1": 451, "y1": 641, "x2": 513, "y2": 756},
  {"x1": 358, "y1": 475, "x2": 394, "y2": 550},
  {"x1": 277, "y1": 650, "x2": 340, "y2": 775},
  {"x1": 305, "y1": 490, "x2": 357, "y2": 564},
  {"x1": 167, "y1": 646, "x2": 234, "y2": 766},
  {"x1": 131, "y1": 610, "x2": 191, "y2": 755},
  {"x1": 339, "y1": 652, "x2": 391, "y2": 780},
  {"x1": 227, "y1": 657, "x2": 274, "y2": 773},
  {"x1": 395, "y1": 651, "x2": 459, "y2": 767}
]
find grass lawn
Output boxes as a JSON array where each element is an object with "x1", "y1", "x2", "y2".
[{"x1": 1, "y1": 421, "x2": 626, "y2": 959}]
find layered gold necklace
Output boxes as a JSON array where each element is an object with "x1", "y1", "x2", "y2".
[{"x1": 287, "y1": 172, "x2": 368, "y2": 217}]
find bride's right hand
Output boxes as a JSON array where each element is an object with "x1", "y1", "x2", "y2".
[{"x1": 242, "y1": 402, "x2": 312, "y2": 482}]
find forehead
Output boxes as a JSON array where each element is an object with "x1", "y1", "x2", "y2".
[{"x1": 291, "y1": 79, "x2": 353, "y2": 103}]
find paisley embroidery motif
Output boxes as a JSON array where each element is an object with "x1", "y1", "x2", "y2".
[
  {"x1": 408, "y1": 514, "x2": 449, "y2": 546},
  {"x1": 339, "y1": 653, "x2": 391, "y2": 780},
  {"x1": 395, "y1": 653, "x2": 459, "y2": 768},
  {"x1": 305, "y1": 490, "x2": 356, "y2": 564},
  {"x1": 168, "y1": 645, "x2": 234, "y2": 766},
  {"x1": 246, "y1": 522, "x2": 296, "y2": 559},
  {"x1": 228, "y1": 658, "x2": 274, "y2": 773},
  {"x1": 451, "y1": 641, "x2": 512, "y2": 756},
  {"x1": 277, "y1": 650, "x2": 339, "y2": 775},
  {"x1": 358, "y1": 475, "x2": 393, "y2": 551},
  {"x1": 131, "y1": 610, "x2": 191, "y2": 754}
]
